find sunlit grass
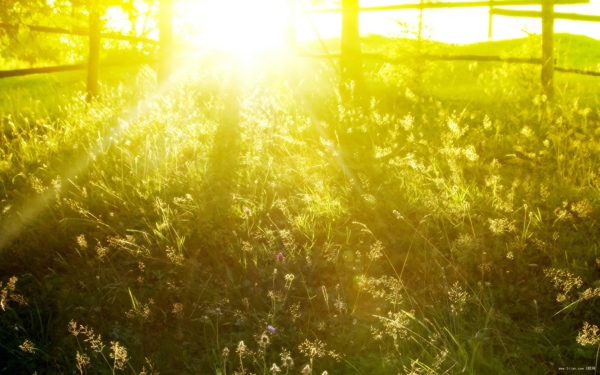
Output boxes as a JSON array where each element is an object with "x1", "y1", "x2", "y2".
[{"x1": 1, "y1": 35, "x2": 600, "y2": 374}]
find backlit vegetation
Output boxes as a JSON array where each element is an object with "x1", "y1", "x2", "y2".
[{"x1": 1, "y1": 35, "x2": 600, "y2": 374}]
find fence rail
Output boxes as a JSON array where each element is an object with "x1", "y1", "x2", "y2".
[
  {"x1": 2, "y1": 0, "x2": 599, "y2": 101},
  {"x1": 301, "y1": 52, "x2": 600, "y2": 77},
  {"x1": 489, "y1": 9, "x2": 600, "y2": 22},
  {"x1": 0, "y1": 1, "x2": 170, "y2": 101},
  {"x1": 0, "y1": 23, "x2": 159, "y2": 44},
  {"x1": 0, "y1": 63, "x2": 87, "y2": 79},
  {"x1": 0, "y1": 59, "x2": 157, "y2": 79},
  {"x1": 298, "y1": 0, "x2": 599, "y2": 99},
  {"x1": 300, "y1": 0, "x2": 589, "y2": 13},
  {"x1": 300, "y1": 52, "x2": 543, "y2": 64},
  {"x1": 555, "y1": 66, "x2": 600, "y2": 76}
]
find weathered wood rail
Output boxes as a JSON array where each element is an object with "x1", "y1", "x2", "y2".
[
  {"x1": 490, "y1": 9, "x2": 600, "y2": 22},
  {"x1": 0, "y1": 2, "x2": 169, "y2": 101},
  {"x1": 299, "y1": 0, "x2": 588, "y2": 12},
  {"x1": 0, "y1": 59, "x2": 158, "y2": 79},
  {"x1": 0, "y1": 23, "x2": 159, "y2": 44},
  {"x1": 297, "y1": 0, "x2": 599, "y2": 99},
  {"x1": 1, "y1": 0, "x2": 598, "y2": 102}
]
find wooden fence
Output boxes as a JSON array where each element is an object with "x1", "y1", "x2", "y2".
[
  {"x1": 0, "y1": 23, "x2": 160, "y2": 44},
  {"x1": 0, "y1": 3, "x2": 171, "y2": 101},
  {"x1": 0, "y1": 59, "x2": 154, "y2": 79},
  {"x1": 1, "y1": 0, "x2": 599, "y2": 101},
  {"x1": 299, "y1": 0, "x2": 599, "y2": 100}
]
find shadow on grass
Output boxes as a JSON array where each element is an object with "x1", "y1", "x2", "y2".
[{"x1": 202, "y1": 62, "x2": 243, "y2": 235}]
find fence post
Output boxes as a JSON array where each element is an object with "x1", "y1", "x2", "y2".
[
  {"x1": 340, "y1": 0, "x2": 364, "y2": 102},
  {"x1": 158, "y1": 0, "x2": 173, "y2": 84},
  {"x1": 87, "y1": 2, "x2": 100, "y2": 101},
  {"x1": 488, "y1": 0, "x2": 494, "y2": 40},
  {"x1": 541, "y1": 0, "x2": 554, "y2": 100},
  {"x1": 418, "y1": 0, "x2": 424, "y2": 41}
]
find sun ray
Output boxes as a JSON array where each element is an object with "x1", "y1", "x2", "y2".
[{"x1": 179, "y1": 0, "x2": 289, "y2": 52}]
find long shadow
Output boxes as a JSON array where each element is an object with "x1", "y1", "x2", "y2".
[{"x1": 202, "y1": 60, "x2": 242, "y2": 236}]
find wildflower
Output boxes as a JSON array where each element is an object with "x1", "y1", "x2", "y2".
[
  {"x1": 110, "y1": 341, "x2": 128, "y2": 370},
  {"x1": 75, "y1": 351, "x2": 90, "y2": 375},
  {"x1": 172, "y1": 303, "x2": 184, "y2": 318},
  {"x1": 259, "y1": 332, "x2": 270, "y2": 348},
  {"x1": 277, "y1": 252, "x2": 285, "y2": 262},
  {"x1": 301, "y1": 364, "x2": 311, "y2": 375},
  {"x1": 267, "y1": 325, "x2": 276, "y2": 334},
  {"x1": 448, "y1": 281, "x2": 469, "y2": 316},
  {"x1": 83, "y1": 328, "x2": 105, "y2": 352},
  {"x1": 96, "y1": 242, "x2": 109, "y2": 261},
  {"x1": 572, "y1": 199, "x2": 593, "y2": 218},
  {"x1": 237, "y1": 340, "x2": 247, "y2": 355},
  {"x1": 76, "y1": 234, "x2": 88, "y2": 249},
  {"x1": 577, "y1": 322, "x2": 600, "y2": 346},
  {"x1": 19, "y1": 339, "x2": 35, "y2": 353},
  {"x1": 367, "y1": 241, "x2": 383, "y2": 261},
  {"x1": 166, "y1": 246, "x2": 184, "y2": 265},
  {"x1": 270, "y1": 363, "x2": 281, "y2": 373},
  {"x1": 299, "y1": 339, "x2": 327, "y2": 359},
  {"x1": 280, "y1": 349, "x2": 294, "y2": 368},
  {"x1": 68, "y1": 320, "x2": 81, "y2": 336}
]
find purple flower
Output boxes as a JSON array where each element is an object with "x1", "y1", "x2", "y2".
[
  {"x1": 277, "y1": 252, "x2": 285, "y2": 262},
  {"x1": 267, "y1": 325, "x2": 276, "y2": 334}
]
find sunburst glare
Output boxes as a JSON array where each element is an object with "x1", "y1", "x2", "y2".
[{"x1": 180, "y1": 0, "x2": 290, "y2": 52}]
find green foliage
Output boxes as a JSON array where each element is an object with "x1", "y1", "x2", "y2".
[
  {"x1": 0, "y1": 0, "x2": 156, "y2": 69},
  {"x1": 0, "y1": 36, "x2": 600, "y2": 374}
]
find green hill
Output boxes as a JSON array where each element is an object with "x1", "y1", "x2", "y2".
[{"x1": 299, "y1": 33, "x2": 600, "y2": 71}]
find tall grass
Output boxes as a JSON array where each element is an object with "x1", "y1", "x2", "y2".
[{"x1": 1, "y1": 37, "x2": 600, "y2": 374}]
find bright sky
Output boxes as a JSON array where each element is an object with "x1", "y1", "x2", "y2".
[
  {"x1": 298, "y1": 0, "x2": 600, "y2": 44},
  {"x1": 173, "y1": 0, "x2": 600, "y2": 50}
]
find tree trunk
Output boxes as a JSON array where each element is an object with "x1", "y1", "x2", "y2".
[
  {"x1": 158, "y1": 0, "x2": 173, "y2": 84},
  {"x1": 340, "y1": 0, "x2": 364, "y2": 102},
  {"x1": 541, "y1": 0, "x2": 554, "y2": 100},
  {"x1": 87, "y1": 3, "x2": 100, "y2": 101}
]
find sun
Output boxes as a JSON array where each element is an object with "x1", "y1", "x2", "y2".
[{"x1": 180, "y1": 0, "x2": 291, "y2": 53}]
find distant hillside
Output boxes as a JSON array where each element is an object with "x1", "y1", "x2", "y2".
[
  {"x1": 455, "y1": 33, "x2": 600, "y2": 71},
  {"x1": 298, "y1": 33, "x2": 600, "y2": 71}
]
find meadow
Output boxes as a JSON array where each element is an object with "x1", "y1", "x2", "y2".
[{"x1": 1, "y1": 34, "x2": 600, "y2": 374}]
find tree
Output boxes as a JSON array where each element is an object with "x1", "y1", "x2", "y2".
[{"x1": 0, "y1": 0, "x2": 155, "y2": 67}]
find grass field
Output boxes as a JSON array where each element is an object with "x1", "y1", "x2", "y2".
[{"x1": 1, "y1": 34, "x2": 600, "y2": 374}]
